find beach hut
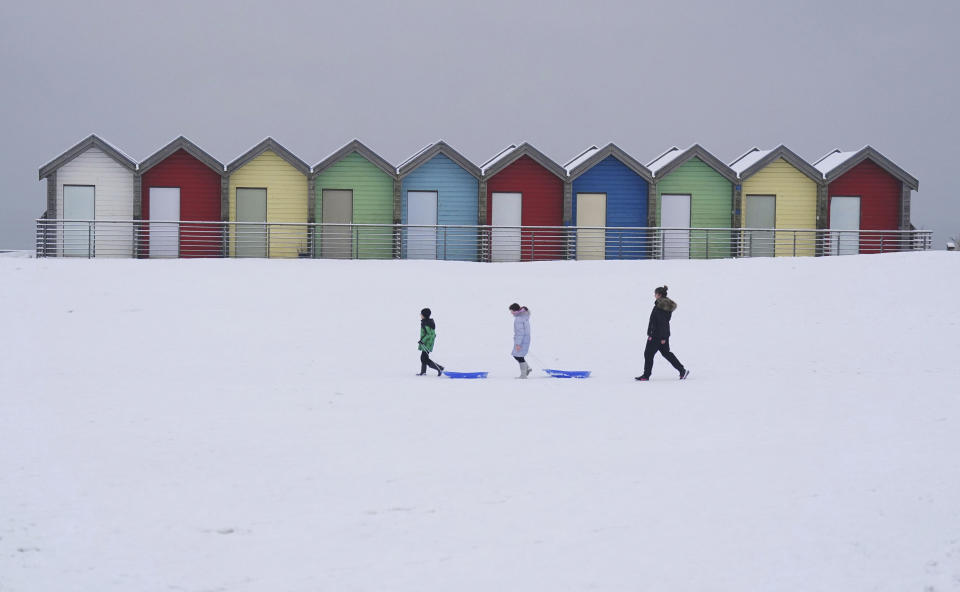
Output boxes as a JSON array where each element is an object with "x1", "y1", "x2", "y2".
[
  {"x1": 137, "y1": 136, "x2": 224, "y2": 258},
  {"x1": 225, "y1": 138, "x2": 311, "y2": 258},
  {"x1": 729, "y1": 145, "x2": 823, "y2": 257},
  {"x1": 647, "y1": 145, "x2": 737, "y2": 259},
  {"x1": 38, "y1": 134, "x2": 137, "y2": 257},
  {"x1": 565, "y1": 143, "x2": 653, "y2": 260},
  {"x1": 312, "y1": 140, "x2": 396, "y2": 259},
  {"x1": 813, "y1": 146, "x2": 919, "y2": 254},
  {"x1": 481, "y1": 143, "x2": 566, "y2": 262},
  {"x1": 397, "y1": 141, "x2": 481, "y2": 261}
]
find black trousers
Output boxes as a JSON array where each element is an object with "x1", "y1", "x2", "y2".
[
  {"x1": 642, "y1": 338, "x2": 684, "y2": 378},
  {"x1": 420, "y1": 350, "x2": 440, "y2": 373},
  {"x1": 513, "y1": 356, "x2": 526, "y2": 363}
]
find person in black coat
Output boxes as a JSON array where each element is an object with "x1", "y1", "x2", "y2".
[{"x1": 636, "y1": 285, "x2": 690, "y2": 381}]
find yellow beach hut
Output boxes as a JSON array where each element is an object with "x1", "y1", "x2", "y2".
[
  {"x1": 729, "y1": 145, "x2": 823, "y2": 257},
  {"x1": 225, "y1": 138, "x2": 311, "y2": 258}
]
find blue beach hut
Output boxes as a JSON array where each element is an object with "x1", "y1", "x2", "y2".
[
  {"x1": 397, "y1": 141, "x2": 482, "y2": 260},
  {"x1": 564, "y1": 143, "x2": 653, "y2": 259}
]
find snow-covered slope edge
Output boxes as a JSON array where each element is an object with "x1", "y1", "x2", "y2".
[{"x1": 1, "y1": 253, "x2": 958, "y2": 591}]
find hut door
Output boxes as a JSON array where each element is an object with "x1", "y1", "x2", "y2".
[
  {"x1": 236, "y1": 188, "x2": 267, "y2": 258},
  {"x1": 491, "y1": 192, "x2": 522, "y2": 262},
  {"x1": 745, "y1": 195, "x2": 776, "y2": 257},
  {"x1": 830, "y1": 196, "x2": 860, "y2": 255},
  {"x1": 321, "y1": 189, "x2": 353, "y2": 259},
  {"x1": 660, "y1": 194, "x2": 690, "y2": 259},
  {"x1": 63, "y1": 185, "x2": 95, "y2": 257},
  {"x1": 407, "y1": 191, "x2": 438, "y2": 259},
  {"x1": 576, "y1": 193, "x2": 606, "y2": 260},
  {"x1": 149, "y1": 187, "x2": 180, "y2": 258}
]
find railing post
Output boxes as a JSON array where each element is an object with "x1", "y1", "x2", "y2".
[
  {"x1": 705, "y1": 229, "x2": 710, "y2": 259},
  {"x1": 266, "y1": 224, "x2": 271, "y2": 259},
  {"x1": 87, "y1": 222, "x2": 93, "y2": 259}
]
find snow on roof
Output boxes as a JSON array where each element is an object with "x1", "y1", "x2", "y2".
[
  {"x1": 564, "y1": 145, "x2": 599, "y2": 175},
  {"x1": 729, "y1": 148, "x2": 772, "y2": 176},
  {"x1": 227, "y1": 137, "x2": 274, "y2": 167},
  {"x1": 813, "y1": 149, "x2": 858, "y2": 175},
  {"x1": 481, "y1": 144, "x2": 518, "y2": 174},
  {"x1": 143, "y1": 136, "x2": 224, "y2": 170},
  {"x1": 397, "y1": 142, "x2": 436, "y2": 172},
  {"x1": 647, "y1": 146, "x2": 684, "y2": 174},
  {"x1": 94, "y1": 135, "x2": 138, "y2": 167}
]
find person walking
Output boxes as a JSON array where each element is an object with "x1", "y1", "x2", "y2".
[
  {"x1": 509, "y1": 303, "x2": 532, "y2": 378},
  {"x1": 636, "y1": 286, "x2": 690, "y2": 381},
  {"x1": 417, "y1": 308, "x2": 444, "y2": 377}
]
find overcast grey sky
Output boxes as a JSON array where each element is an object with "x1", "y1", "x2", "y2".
[{"x1": 1, "y1": 0, "x2": 957, "y2": 248}]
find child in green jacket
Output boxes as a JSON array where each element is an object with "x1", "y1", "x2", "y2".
[{"x1": 417, "y1": 308, "x2": 444, "y2": 376}]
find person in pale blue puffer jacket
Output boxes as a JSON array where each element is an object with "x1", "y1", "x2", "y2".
[{"x1": 509, "y1": 303, "x2": 532, "y2": 378}]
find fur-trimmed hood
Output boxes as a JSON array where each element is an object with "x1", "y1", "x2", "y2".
[{"x1": 655, "y1": 297, "x2": 677, "y2": 312}]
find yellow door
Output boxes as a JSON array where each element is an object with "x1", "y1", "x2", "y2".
[{"x1": 576, "y1": 193, "x2": 606, "y2": 260}]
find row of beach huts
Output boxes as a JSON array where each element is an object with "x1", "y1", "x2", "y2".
[{"x1": 36, "y1": 135, "x2": 920, "y2": 259}]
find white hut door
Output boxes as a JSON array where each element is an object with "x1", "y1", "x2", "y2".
[
  {"x1": 63, "y1": 185, "x2": 95, "y2": 257},
  {"x1": 491, "y1": 192, "x2": 522, "y2": 262},
  {"x1": 660, "y1": 194, "x2": 690, "y2": 259},
  {"x1": 407, "y1": 191, "x2": 438, "y2": 259},
  {"x1": 745, "y1": 195, "x2": 776, "y2": 257},
  {"x1": 576, "y1": 193, "x2": 606, "y2": 260},
  {"x1": 830, "y1": 196, "x2": 861, "y2": 255},
  {"x1": 149, "y1": 187, "x2": 180, "y2": 258}
]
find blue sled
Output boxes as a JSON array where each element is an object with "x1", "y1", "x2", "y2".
[
  {"x1": 543, "y1": 368, "x2": 591, "y2": 379},
  {"x1": 444, "y1": 371, "x2": 489, "y2": 379}
]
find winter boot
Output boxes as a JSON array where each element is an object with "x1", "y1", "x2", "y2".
[
  {"x1": 518, "y1": 362, "x2": 530, "y2": 379},
  {"x1": 437, "y1": 364, "x2": 445, "y2": 377},
  {"x1": 635, "y1": 375, "x2": 650, "y2": 381},
  {"x1": 679, "y1": 369, "x2": 690, "y2": 380}
]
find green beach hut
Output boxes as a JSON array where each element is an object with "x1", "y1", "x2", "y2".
[
  {"x1": 312, "y1": 140, "x2": 397, "y2": 259},
  {"x1": 647, "y1": 145, "x2": 738, "y2": 259}
]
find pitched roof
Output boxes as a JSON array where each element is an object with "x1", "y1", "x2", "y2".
[
  {"x1": 728, "y1": 147, "x2": 771, "y2": 176},
  {"x1": 564, "y1": 145, "x2": 599, "y2": 174},
  {"x1": 311, "y1": 139, "x2": 396, "y2": 178},
  {"x1": 813, "y1": 146, "x2": 918, "y2": 190},
  {"x1": 226, "y1": 137, "x2": 310, "y2": 175},
  {"x1": 564, "y1": 143, "x2": 653, "y2": 183},
  {"x1": 138, "y1": 136, "x2": 224, "y2": 176},
  {"x1": 39, "y1": 134, "x2": 137, "y2": 179},
  {"x1": 480, "y1": 142, "x2": 566, "y2": 180},
  {"x1": 728, "y1": 145, "x2": 822, "y2": 184},
  {"x1": 646, "y1": 145, "x2": 737, "y2": 183},
  {"x1": 397, "y1": 140, "x2": 481, "y2": 179}
]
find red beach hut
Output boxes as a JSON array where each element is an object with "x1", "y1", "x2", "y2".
[
  {"x1": 137, "y1": 137, "x2": 225, "y2": 257},
  {"x1": 813, "y1": 146, "x2": 919, "y2": 254},
  {"x1": 480, "y1": 143, "x2": 566, "y2": 261}
]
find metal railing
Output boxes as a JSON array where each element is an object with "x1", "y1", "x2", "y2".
[{"x1": 35, "y1": 219, "x2": 933, "y2": 260}]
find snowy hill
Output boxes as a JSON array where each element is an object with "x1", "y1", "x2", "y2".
[{"x1": 1, "y1": 253, "x2": 959, "y2": 591}]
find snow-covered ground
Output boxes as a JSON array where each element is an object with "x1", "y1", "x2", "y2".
[{"x1": 1, "y1": 253, "x2": 959, "y2": 591}]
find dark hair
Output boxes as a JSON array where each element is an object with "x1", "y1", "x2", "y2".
[
  {"x1": 509, "y1": 303, "x2": 521, "y2": 311},
  {"x1": 420, "y1": 307, "x2": 431, "y2": 318},
  {"x1": 655, "y1": 285, "x2": 668, "y2": 297}
]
